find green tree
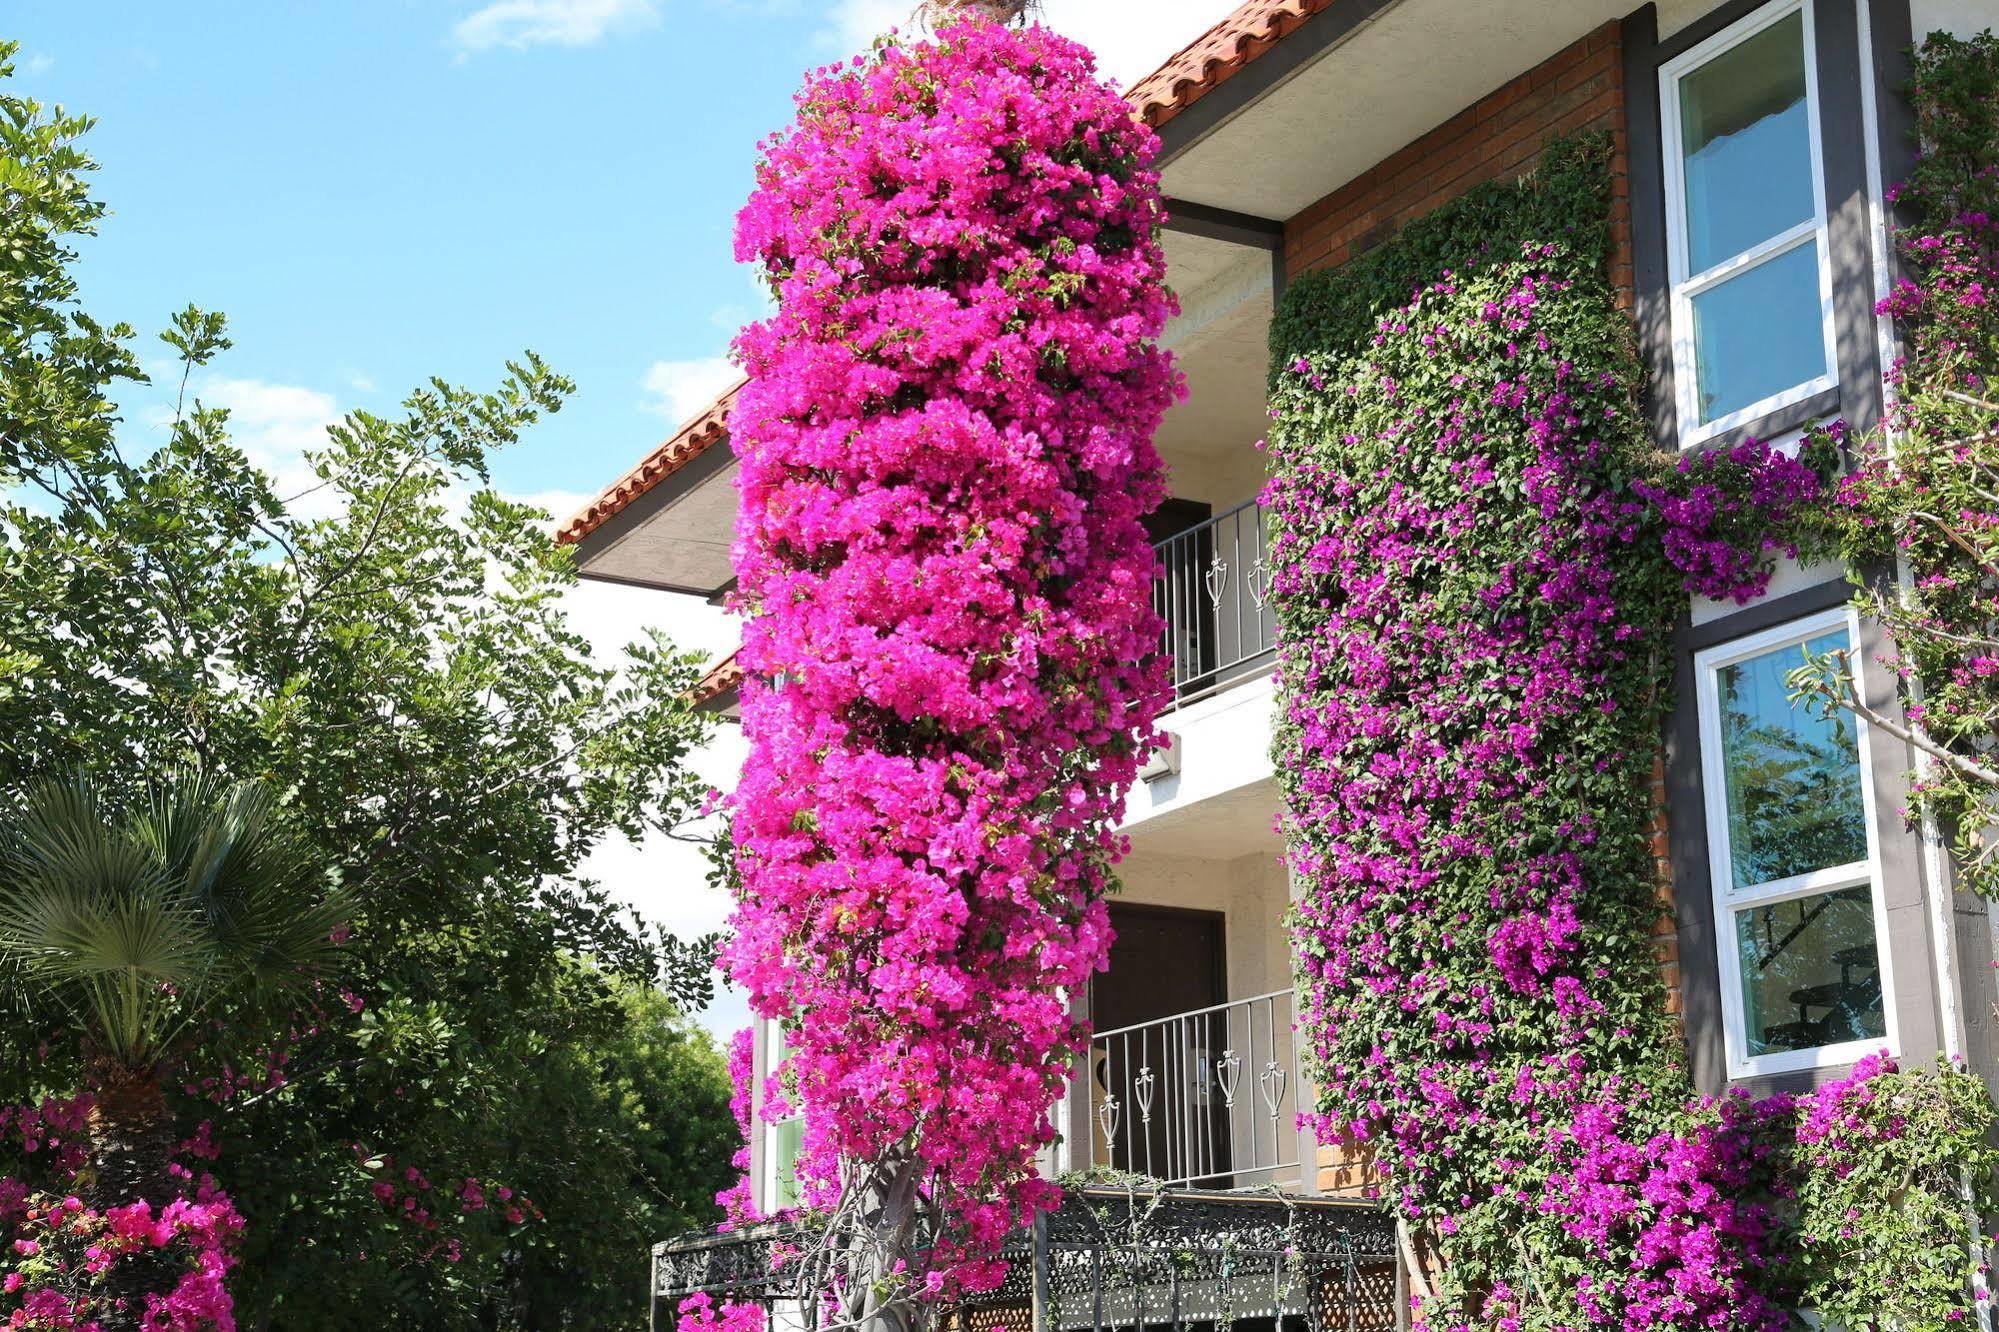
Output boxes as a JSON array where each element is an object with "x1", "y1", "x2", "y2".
[{"x1": 0, "y1": 41, "x2": 734, "y2": 1328}]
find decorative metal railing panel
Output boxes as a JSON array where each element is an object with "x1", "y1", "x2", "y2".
[
  {"x1": 1087, "y1": 989, "x2": 1299, "y2": 1190},
  {"x1": 650, "y1": 1189, "x2": 1399, "y2": 1332},
  {"x1": 1153, "y1": 498, "x2": 1276, "y2": 706}
]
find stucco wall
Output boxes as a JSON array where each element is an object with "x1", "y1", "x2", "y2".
[
  {"x1": 1911, "y1": 0, "x2": 1994, "y2": 41},
  {"x1": 1117, "y1": 848, "x2": 1292, "y2": 1003}
]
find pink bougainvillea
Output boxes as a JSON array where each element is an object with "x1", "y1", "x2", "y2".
[
  {"x1": 714, "y1": 1028, "x2": 761, "y2": 1230},
  {"x1": 1, "y1": 1096, "x2": 244, "y2": 1332},
  {"x1": 1635, "y1": 433, "x2": 1828, "y2": 605},
  {"x1": 675, "y1": 1291, "x2": 767, "y2": 1332},
  {"x1": 723, "y1": 15, "x2": 1176, "y2": 1295}
]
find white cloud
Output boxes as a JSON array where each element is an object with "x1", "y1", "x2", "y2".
[
  {"x1": 24, "y1": 52, "x2": 54, "y2": 76},
  {"x1": 508, "y1": 486, "x2": 596, "y2": 519},
  {"x1": 640, "y1": 355, "x2": 739, "y2": 426},
  {"x1": 818, "y1": 1, "x2": 1235, "y2": 90},
  {"x1": 452, "y1": 0, "x2": 659, "y2": 54},
  {"x1": 179, "y1": 377, "x2": 343, "y2": 516}
]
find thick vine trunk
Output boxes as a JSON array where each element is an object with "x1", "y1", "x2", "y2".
[
  {"x1": 919, "y1": 0, "x2": 1033, "y2": 27},
  {"x1": 87, "y1": 1064, "x2": 179, "y2": 1332},
  {"x1": 836, "y1": 1153, "x2": 927, "y2": 1332}
]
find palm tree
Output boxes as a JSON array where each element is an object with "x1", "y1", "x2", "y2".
[{"x1": 0, "y1": 773, "x2": 347, "y2": 1213}]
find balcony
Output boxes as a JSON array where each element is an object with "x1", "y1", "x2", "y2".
[
  {"x1": 1086, "y1": 989, "x2": 1302, "y2": 1190},
  {"x1": 1154, "y1": 498, "x2": 1276, "y2": 709}
]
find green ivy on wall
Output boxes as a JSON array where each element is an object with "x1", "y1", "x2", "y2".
[{"x1": 1269, "y1": 136, "x2": 1622, "y2": 386}]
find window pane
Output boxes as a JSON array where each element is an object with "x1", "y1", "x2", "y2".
[
  {"x1": 1680, "y1": 10, "x2": 1815, "y2": 272},
  {"x1": 773, "y1": 1117, "x2": 804, "y2": 1210},
  {"x1": 1733, "y1": 885, "x2": 1884, "y2": 1056},
  {"x1": 1691, "y1": 240, "x2": 1827, "y2": 423},
  {"x1": 1719, "y1": 629, "x2": 1867, "y2": 888}
]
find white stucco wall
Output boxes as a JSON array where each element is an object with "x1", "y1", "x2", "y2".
[
  {"x1": 1122, "y1": 674, "x2": 1279, "y2": 840},
  {"x1": 1117, "y1": 848, "x2": 1294, "y2": 1004},
  {"x1": 1911, "y1": 0, "x2": 1994, "y2": 41}
]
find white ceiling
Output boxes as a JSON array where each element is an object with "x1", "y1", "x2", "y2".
[{"x1": 1161, "y1": 0, "x2": 1693, "y2": 221}]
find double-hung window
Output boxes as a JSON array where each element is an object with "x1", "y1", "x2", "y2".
[
  {"x1": 1661, "y1": 0, "x2": 1838, "y2": 446},
  {"x1": 762, "y1": 1021, "x2": 804, "y2": 1212},
  {"x1": 1694, "y1": 609, "x2": 1894, "y2": 1079}
]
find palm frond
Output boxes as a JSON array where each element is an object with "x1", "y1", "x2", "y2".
[{"x1": 0, "y1": 769, "x2": 348, "y2": 1071}]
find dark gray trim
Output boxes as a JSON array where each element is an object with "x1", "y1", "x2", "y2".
[
  {"x1": 1669, "y1": 571, "x2": 1949, "y2": 1096},
  {"x1": 1626, "y1": 0, "x2": 1899, "y2": 453},
  {"x1": 1816, "y1": 0, "x2": 1888, "y2": 435},
  {"x1": 1624, "y1": 5, "x2": 1676, "y2": 444},
  {"x1": 1870, "y1": 0, "x2": 1917, "y2": 372},
  {"x1": 1682, "y1": 573, "x2": 1851, "y2": 654},
  {"x1": 1851, "y1": 569, "x2": 1946, "y2": 1082},
  {"x1": 570, "y1": 439, "x2": 736, "y2": 596},
  {"x1": 1152, "y1": 0, "x2": 1400, "y2": 169},
  {"x1": 1870, "y1": 0, "x2": 1916, "y2": 188},
  {"x1": 1669, "y1": 577, "x2": 1854, "y2": 1094},
  {"x1": 1160, "y1": 198, "x2": 1289, "y2": 313},
  {"x1": 1693, "y1": 386, "x2": 1843, "y2": 454},
  {"x1": 1164, "y1": 198, "x2": 1284, "y2": 249}
]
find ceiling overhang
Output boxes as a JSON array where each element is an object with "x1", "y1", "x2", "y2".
[
  {"x1": 1153, "y1": 0, "x2": 1670, "y2": 223},
  {"x1": 567, "y1": 441, "x2": 738, "y2": 595}
]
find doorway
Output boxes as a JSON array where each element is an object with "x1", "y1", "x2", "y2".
[{"x1": 1090, "y1": 903, "x2": 1229, "y2": 1185}]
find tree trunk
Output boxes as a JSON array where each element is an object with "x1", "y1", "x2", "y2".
[
  {"x1": 829, "y1": 1152, "x2": 929, "y2": 1332},
  {"x1": 919, "y1": 0, "x2": 1033, "y2": 28},
  {"x1": 87, "y1": 1064, "x2": 180, "y2": 1332}
]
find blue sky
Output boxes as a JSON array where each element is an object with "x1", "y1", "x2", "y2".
[
  {"x1": 4, "y1": 0, "x2": 1234, "y2": 1032},
  {"x1": 6, "y1": 1, "x2": 1229, "y2": 513}
]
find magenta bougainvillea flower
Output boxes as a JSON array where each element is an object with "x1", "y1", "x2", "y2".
[{"x1": 721, "y1": 16, "x2": 1178, "y2": 1294}]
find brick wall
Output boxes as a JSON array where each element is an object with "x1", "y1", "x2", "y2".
[
  {"x1": 1282, "y1": 21, "x2": 1634, "y2": 309},
  {"x1": 1297, "y1": 19, "x2": 1659, "y2": 1197}
]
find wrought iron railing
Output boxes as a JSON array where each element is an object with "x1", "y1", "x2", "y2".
[
  {"x1": 1087, "y1": 989, "x2": 1300, "y2": 1189},
  {"x1": 1153, "y1": 498, "x2": 1277, "y2": 706},
  {"x1": 650, "y1": 1188, "x2": 1399, "y2": 1332}
]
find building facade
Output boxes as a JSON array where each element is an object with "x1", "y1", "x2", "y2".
[{"x1": 559, "y1": 0, "x2": 1998, "y2": 1322}]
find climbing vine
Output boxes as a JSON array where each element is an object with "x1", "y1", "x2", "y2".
[
  {"x1": 1266, "y1": 136, "x2": 1731, "y2": 1326},
  {"x1": 723, "y1": 13, "x2": 1176, "y2": 1313},
  {"x1": 1267, "y1": 100, "x2": 1998, "y2": 1325},
  {"x1": 1785, "y1": 30, "x2": 1999, "y2": 898}
]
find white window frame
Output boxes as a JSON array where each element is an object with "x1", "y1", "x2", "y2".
[
  {"x1": 1660, "y1": 0, "x2": 1840, "y2": 448},
  {"x1": 759, "y1": 1019, "x2": 804, "y2": 1214},
  {"x1": 1694, "y1": 606, "x2": 1899, "y2": 1080}
]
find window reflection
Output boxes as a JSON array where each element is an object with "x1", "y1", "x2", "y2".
[
  {"x1": 1679, "y1": 10, "x2": 1814, "y2": 273},
  {"x1": 1733, "y1": 886, "x2": 1884, "y2": 1055},
  {"x1": 1691, "y1": 240, "x2": 1827, "y2": 423},
  {"x1": 1719, "y1": 630, "x2": 1867, "y2": 888}
]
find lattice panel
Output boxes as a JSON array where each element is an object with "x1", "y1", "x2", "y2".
[{"x1": 944, "y1": 1302, "x2": 1035, "y2": 1332}]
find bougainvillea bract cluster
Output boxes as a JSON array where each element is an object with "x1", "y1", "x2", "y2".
[
  {"x1": 0, "y1": 1097, "x2": 241, "y2": 1332},
  {"x1": 723, "y1": 16, "x2": 1177, "y2": 1294}
]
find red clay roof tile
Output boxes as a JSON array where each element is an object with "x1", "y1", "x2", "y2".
[
  {"x1": 1125, "y1": 0, "x2": 1337, "y2": 131},
  {"x1": 691, "y1": 648, "x2": 745, "y2": 713},
  {"x1": 555, "y1": 380, "x2": 744, "y2": 547}
]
